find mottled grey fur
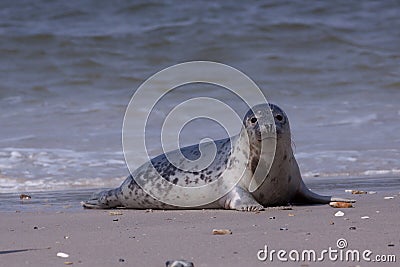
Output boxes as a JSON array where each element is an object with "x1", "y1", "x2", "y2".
[{"x1": 82, "y1": 103, "x2": 354, "y2": 211}]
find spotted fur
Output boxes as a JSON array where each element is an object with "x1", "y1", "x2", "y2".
[{"x1": 82, "y1": 103, "x2": 355, "y2": 210}]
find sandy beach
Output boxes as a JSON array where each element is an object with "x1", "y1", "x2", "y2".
[
  {"x1": 1, "y1": 1, "x2": 399, "y2": 266},
  {"x1": 1, "y1": 191, "x2": 398, "y2": 267}
]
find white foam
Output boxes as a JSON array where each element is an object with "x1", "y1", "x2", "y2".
[
  {"x1": 0, "y1": 176, "x2": 124, "y2": 193},
  {"x1": 363, "y1": 169, "x2": 400, "y2": 176}
]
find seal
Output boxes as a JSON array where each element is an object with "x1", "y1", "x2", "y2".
[{"x1": 82, "y1": 103, "x2": 354, "y2": 211}]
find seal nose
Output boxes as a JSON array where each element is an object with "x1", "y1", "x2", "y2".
[
  {"x1": 259, "y1": 124, "x2": 265, "y2": 132},
  {"x1": 259, "y1": 123, "x2": 274, "y2": 134}
]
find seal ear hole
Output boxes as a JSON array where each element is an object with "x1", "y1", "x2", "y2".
[
  {"x1": 250, "y1": 117, "x2": 257, "y2": 123},
  {"x1": 275, "y1": 114, "x2": 283, "y2": 121}
]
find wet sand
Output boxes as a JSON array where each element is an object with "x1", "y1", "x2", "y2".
[{"x1": 1, "y1": 192, "x2": 398, "y2": 266}]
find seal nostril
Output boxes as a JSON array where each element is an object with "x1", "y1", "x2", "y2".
[
  {"x1": 250, "y1": 117, "x2": 257, "y2": 123},
  {"x1": 275, "y1": 114, "x2": 283, "y2": 121}
]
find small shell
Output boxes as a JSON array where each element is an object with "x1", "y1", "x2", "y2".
[
  {"x1": 345, "y1": 190, "x2": 368, "y2": 194},
  {"x1": 329, "y1": 202, "x2": 353, "y2": 208},
  {"x1": 212, "y1": 229, "x2": 232, "y2": 235},
  {"x1": 334, "y1": 211, "x2": 345, "y2": 217},
  {"x1": 64, "y1": 262, "x2": 73, "y2": 265},
  {"x1": 57, "y1": 252, "x2": 69, "y2": 258},
  {"x1": 384, "y1": 196, "x2": 394, "y2": 200},
  {"x1": 166, "y1": 260, "x2": 194, "y2": 267},
  {"x1": 351, "y1": 190, "x2": 367, "y2": 194}
]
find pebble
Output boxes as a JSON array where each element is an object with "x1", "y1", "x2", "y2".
[
  {"x1": 166, "y1": 260, "x2": 194, "y2": 267},
  {"x1": 64, "y1": 262, "x2": 73, "y2": 265},
  {"x1": 118, "y1": 258, "x2": 125, "y2": 262},
  {"x1": 334, "y1": 211, "x2": 345, "y2": 217},
  {"x1": 349, "y1": 226, "x2": 356, "y2": 230},
  {"x1": 361, "y1": 216, "x2": 370, "y2": 219},
  {"x1": 113, "y1": 218, "x2": 119, "y2": 222},
  {"x1": 19, "y1": 194, "x2": 31, "y2": 200},
  {"x1": 212, "y1": 229, "x2": 232, "y2": 235},
  {"x1": 109, "y1": 211, "x2": 123, "y2": 216},
  {"x1": 269, "y1": 216, "x2": 276, "y2": 220},
  {"x1": 57, "y1": 252, "x2": 69, "y2": 258},
  {"x1": 280, "y1": 227, "x2": 288, "y2": 231}
]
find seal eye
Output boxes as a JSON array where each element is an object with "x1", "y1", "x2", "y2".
[
  {"x1": 275, "y1": 114, "x2": 283, "y2": 121},
  {"x1": 250, "y1": 117, "x2": 257, "y2": 123}
]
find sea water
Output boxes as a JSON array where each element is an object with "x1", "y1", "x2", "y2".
[{"x1": 0, "y1": 0, "x2": 399, "y2": 210}]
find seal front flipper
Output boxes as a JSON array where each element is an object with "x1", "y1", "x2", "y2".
[
  {"x1": 220, "y1": 186, "x2": 265, "y2": 212},
  {"x1": 292, "y1": 180, "x2": 356, "y2": 204}
]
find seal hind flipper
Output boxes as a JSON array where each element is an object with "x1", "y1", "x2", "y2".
[
  {"x1": 292, "y1": 180, "x2": 356, "y2": 204},
  {"x1": 220, "y1": 186, "x2": 265, "y2": 211},
  {"x1": 82, "y1": 188, "x2": 123, "y2": 209}
]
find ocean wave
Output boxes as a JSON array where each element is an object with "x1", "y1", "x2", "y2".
[
  {"x1": 116, "y1": 2, "x2": 166, "y2": 14},
  {"x1": 0, "y1": 175, "x2": 124, "y2": 193},
  {"x1": 302, "y1": 169, "x2": 400, "y2": 179},
  {"x1": 1, "y1": 168, "x2": 399, "y2": 194}
]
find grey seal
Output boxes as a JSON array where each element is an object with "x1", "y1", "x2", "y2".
[{"x1": 82, "y1": 103, "x2": 354, "y2": 211}]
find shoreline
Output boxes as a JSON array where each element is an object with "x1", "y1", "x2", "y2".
[
  {"x1": 1, "y1": 175, "x2": 400, "y2": 213},
  {"x1": 1, "y1": 192, "x2": 399, "y2": 266}
]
